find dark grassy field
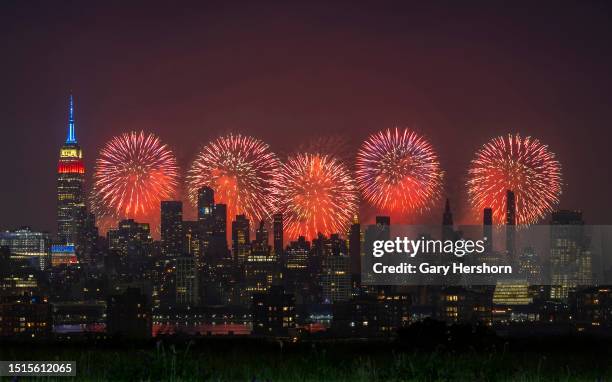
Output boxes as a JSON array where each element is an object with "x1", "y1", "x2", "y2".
[{"x1": 2, "y1": 336, "x2": 612, "y2": 381}]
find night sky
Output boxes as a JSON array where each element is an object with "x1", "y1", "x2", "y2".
[{"x1": 2, "y1": 1, "x2": 612, "y2": 233}]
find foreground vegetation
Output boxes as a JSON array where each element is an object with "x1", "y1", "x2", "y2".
[{"x1": 2, "y1": 323, "x2": 612, "y2": 381}]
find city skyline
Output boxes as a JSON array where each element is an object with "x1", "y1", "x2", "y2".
[
  {"x1": 0, "y1": 92, "x2": 592, "y2": 237},
  {"x1": 28, "y1": 93, "x2": 583, "y2": 241},
  {"x1": 2, "y1": 1, "x2": 612, "y2": 233}
]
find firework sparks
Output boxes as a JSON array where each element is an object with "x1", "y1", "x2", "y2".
[
  {"x1": 273, "y1": 153, "x2": 358, "y2": 240},
  {"x1": 186, "y1": 134, "x2": 280, "y2": 224},
  {"x1": 90, "y1": 131, "x2": 179, "y2": 228},
  {"x1": 356, "y1": 128, "x2": 443, "y2": 215},
  {"x1": 467, "y1": 133, "x2": 562, "y2": 225}
]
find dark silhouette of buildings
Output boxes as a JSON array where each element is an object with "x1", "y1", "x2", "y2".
[
  {"x1": 252, "y1": 286, "x2": 295, "y2": 337},
  {"x1": 107, "y1": 288, "x2": 152, "y2": 339},
  {"x1": 161, "y1": 201, "x2": 184, "y2": 257}
]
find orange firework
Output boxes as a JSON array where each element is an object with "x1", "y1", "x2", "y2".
[
  {"x1": 90, "y1": 131, "x2": 180, "y2": 231},
  {"x1": 273, "y1": 153, "x2": 358, "y2": 240},
  {"x1": 467, "y1": 133, "x2": 562, "y2": 225},
  {"x1": 186, "y1": 134, "x2": 280, "y2": 224},
  {"x1": 356, "y1": 128, "x2": 443, "y2": 215}
]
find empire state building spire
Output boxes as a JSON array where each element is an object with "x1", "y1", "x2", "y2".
[{"x1": 66, "y1": 94, "x2": 77, "y2": 144}]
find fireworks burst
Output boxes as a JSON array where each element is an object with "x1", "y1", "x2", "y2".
[
  {"x1": 90, "y1": 131, "x2": 179, "y2": 227},
  {"x1": 467, "y1": 133, "x2": 562, "y2": 225},
  {"x1": 356, "y1": 128, "x2": 443, "y2": 215},
  {"x1": 273, "y1": 153, "x2": 358, "y2": 240},
  {"x1": 186, "y1": 134, "x2": 280, "y2": 224}
]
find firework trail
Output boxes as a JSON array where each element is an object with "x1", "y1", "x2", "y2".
[
  {"x1": 90, "y1": 131, "x2": 179, "y2": 229},
  {"x1": 467, "y1": 133, "x2": 562, "y2": 225},
  {"x1": 186, "y1": 134, "x2": 280, "y2": 224},
  {"x1": 273, "y1": 153, "x2": 358, "y2": 240},
  {"x1": 356, "y1": 128, "x2": 443, "y2": 216}
]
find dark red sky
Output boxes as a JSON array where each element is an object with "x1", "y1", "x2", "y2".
[{"x1": 1, "y1": 0, "x2": 612, "y2": 233}]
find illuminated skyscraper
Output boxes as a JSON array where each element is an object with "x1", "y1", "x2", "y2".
[
  {"x1": 197, "y1": 186, "x2": 214, "y2": 221},
  {"x1": 161, "y1": 201, "x2": 183, "y2": 256},
  {"x1": 0, "y1": 227, "x2": 51, "y2": 270},
  {"x1": 232, "y1": 214, "x2": 251, "y2": 264},
  {"x1": 56, "y1": 95, "x2": 85, "y2": 245},
  {"x1": 550, "y1": 210, "x2": 589, "y2": 301}
]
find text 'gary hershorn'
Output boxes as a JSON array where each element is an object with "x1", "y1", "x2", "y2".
[{"x1": 370, "y1": 237, "x2": 513, "y2": 275}]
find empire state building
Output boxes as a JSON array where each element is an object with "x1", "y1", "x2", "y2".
[{"x1": 57, "y1": 95, "x2": 85, "y2": 244}]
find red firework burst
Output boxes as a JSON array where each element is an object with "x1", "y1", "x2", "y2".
[
  {"x1": 356, "y1": 128, "x2": 443, "y2": 215},
  {"x1": 186, "y1": 134, "x2": 279, "y2": 224},
  {"x1": 90, "y1": 131, "x2": 180, "y2": 230},
  {"x1": 467, "y1": 133, "x2": 562, "y2": 225},
  {"x1": 273, "y1": 153, "x2": 358, "y2": 240}
]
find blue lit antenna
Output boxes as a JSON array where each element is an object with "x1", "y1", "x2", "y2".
[{"x1": 66, "y1": 94, "x2": 77, "y2": 144}]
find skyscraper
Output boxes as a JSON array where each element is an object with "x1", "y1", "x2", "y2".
[
  {"x1": 232, "y1": 214, "x2": 251, "y2": 264},
  {"x1": 176, "y1": 255, "x2": 199, "y2": 307},
  {"x1": 442, "y1": 198, "x2": 454, "y2": 241},
  {"x1": 550, "y1": 210, "x2": 589, "y2": 301},
  {"x1": 254, "y1": 220, "x2": 267, "y2": 246},
  {"x1": 273, "y1": 213, "x2": 283, "y2": 258},
  {"x1": 57, "y1": 95, "x2": 85, "y2": 245},
  {"x1": 197, "y1": 186, "x2": 214, "y2": 221},
  {"x1": 161, "y1": 201, "x2": 184, "y2": 256}
]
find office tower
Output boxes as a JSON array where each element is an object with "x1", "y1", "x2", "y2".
[
  {"x1": 320, "y1": 253, "x2": 351, "y2": 303},
  {"x1": 161, "y1": 201, "x2": 183, "y2": 256},
  {"x1": 349, "y1": 215, "x2": 361, "y2": 284},
  {"x1": 213, "y1": 204, "x2": 227, "y2": 236},
  {"x1": 255, "y1": 220, "x2": 269, "y2": 247},
  {"x1": 176, "y1": 255, "x2": 199, "y2": 307},
  {"x1": 273, "y1": 213, "x2": 283, "y2": 258},
  {"x1": 78, "y1": 212, "x2": 99, "y2": 265},
  {"x1": 107, "y1": 219, "x2": 152, "y2": 257},
  {"x1": 285, "y1": 236, "x2": 310, "y2": 270},
  {"x1": 0, "y1": 227, "x2": 51, "y2": 270},
  {"x1": 232, "y1": 215, "x2": 251, "y2": 264},
  {"x1": 550, "y1": 210, "x2": 588, "y2": 301},
  {"x1": 207, "y1": 203, "x2": 229, "y2": 260},
  {"x1": 57, "y1": 95, "x2": 85, "y2": 245},
  {"x1": 197, "y1": 186, "x2": 215, "y2": 221},
  {"x1": 311, "y1": 233, "x2": 351, "y2": 303},
  {"x1": 244, "y1": 240, "x2": 276, "y2": 298},
  {"x1": 505, "y1": 190, "x2": 516, "y2": 260},
  {"x1": 183, "y1": 221, "x2": 203, "y2": 259},
  {"x1": 442, "y1": 198, "x2": 454, "y2": 241}
]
